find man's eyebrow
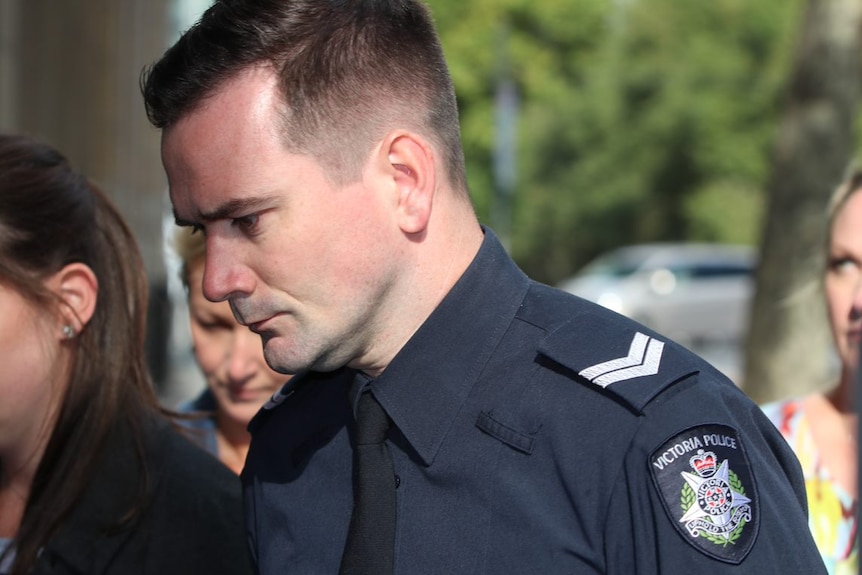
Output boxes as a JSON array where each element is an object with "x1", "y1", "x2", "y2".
[{"x1": 174, "y1": 195, "x2": 280, "y2": 226}]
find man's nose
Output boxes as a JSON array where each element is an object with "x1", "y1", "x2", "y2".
[{"x1": 202, "y1": 237, "x2": 254, "y2": 304}]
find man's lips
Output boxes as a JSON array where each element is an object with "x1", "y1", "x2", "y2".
[{"x1": 244, "y1": 316, "x2": 276, "y2": 334}]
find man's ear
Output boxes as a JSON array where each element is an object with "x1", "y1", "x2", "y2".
[
  {"x1": 381, "y1": 131, "x2": 437, "y2": 235},
  {"x1": 47, "y1": 262, "x2": 98, "y2": 338}
]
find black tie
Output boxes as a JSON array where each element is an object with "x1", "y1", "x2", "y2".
[{"x1": 339, "y1": 378, "x2": 397, "y2": 575}]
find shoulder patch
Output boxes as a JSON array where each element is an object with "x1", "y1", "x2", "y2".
[
  {"x1": 650, "y1": 424, "x2": 759, "y2": 564},
  {"x1": 537, "y1": 312, "x2": 699, "y2": 411}
]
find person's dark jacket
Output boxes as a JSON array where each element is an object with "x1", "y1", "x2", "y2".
[{"x1": 29, "y1": 416, "x2": 254, "y2": 575}]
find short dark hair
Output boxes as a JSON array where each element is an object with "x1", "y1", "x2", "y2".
[{"x1": 141, "y1": 0, "x2": 467, "y2": 189}]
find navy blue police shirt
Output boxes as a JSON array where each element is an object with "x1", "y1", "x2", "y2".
[{"x1": 242, "y1": 228, "x2": 826, "y2": 574}]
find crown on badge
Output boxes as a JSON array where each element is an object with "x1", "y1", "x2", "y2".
[{"x1": 689, "y1": 449, "x2": 717, "y2": 477}]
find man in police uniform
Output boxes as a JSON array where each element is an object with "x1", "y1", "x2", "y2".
[{"x1": 142, "y1": 0, "x2": 826, "y2": 572}]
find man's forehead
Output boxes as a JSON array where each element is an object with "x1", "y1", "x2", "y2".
[
  {"x1": 161, "y1": 67, "x2": 283, "y2": 166},
  {"x1": 161, "y1": 68, "x2": 286, "y2": 225},
  {"x1": 170, "y1": 190, "x2": 198, "y2": 227}
]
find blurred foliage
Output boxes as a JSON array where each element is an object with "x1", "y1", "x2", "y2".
[{"x1": 427, "y1": 0, "x2": 812, "y2": 284}]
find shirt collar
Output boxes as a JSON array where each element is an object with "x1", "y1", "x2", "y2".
[{"x1": 371, "y1": 226, "x2": 530, "y2": 466}]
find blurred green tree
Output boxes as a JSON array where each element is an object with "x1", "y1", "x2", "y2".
[
  {"x1": 429, "y1": 0, "x2": 804, "y2": 285},
  {"x1": 743, "y1": 0, "x2": 862, "y2": 402}
]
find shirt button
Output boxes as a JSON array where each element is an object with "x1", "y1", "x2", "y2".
[{"x1": 394, "y1": 474, "x2": 401, "y2": 489}]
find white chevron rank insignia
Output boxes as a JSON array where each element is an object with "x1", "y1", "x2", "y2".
[{"x1": 578, "y1": 332, "x2": 664, "y2": 387}]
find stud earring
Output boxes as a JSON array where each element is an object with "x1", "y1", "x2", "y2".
[{"x1": 62, "y1": 325, "x2": 76, "y2": 339}]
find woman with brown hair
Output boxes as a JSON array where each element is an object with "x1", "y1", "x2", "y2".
[{"x1": 0, "y1": 134, "x2": 253, "y2": 575}]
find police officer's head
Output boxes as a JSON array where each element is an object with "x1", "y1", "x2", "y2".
[{"x1": 142, "y1": 0, "x2": 467, "y2": 193}]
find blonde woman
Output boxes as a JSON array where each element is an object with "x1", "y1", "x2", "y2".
[
  {"x1": 174, "y1": 227, "x2": 286, "y2": 474},
  {"x1": 762, "y1": 170, "x2": 862, "y2": 574}
]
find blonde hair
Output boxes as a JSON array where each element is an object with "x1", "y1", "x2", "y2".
[
  {"x1": 827, "y1": 168, "x2": 862, "y2": 244},
  {"x1": 172, "y1": 227, "x2": 206, "y2": 289}
]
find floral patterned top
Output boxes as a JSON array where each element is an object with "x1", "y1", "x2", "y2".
[{"x1": 761, "y1": 398, "x2": 858, "y2": 575}]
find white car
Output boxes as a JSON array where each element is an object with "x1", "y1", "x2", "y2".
[{"x1": 558, "y1": 243, "x2": 757, "y2": 348}]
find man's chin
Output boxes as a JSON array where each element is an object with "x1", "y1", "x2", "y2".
[{"x1": 262, "y1": 340, "x2": 303, "y2": 375}]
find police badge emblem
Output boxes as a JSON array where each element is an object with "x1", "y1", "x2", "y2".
[{"x1": 650, "y1": 424, "x2": 758, "y2": 563}]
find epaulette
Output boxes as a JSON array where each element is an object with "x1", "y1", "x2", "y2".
[
  {"x1": 537, "y1": 310, "x2": 700, "y2": 413},
  {"x1": 247, "y1": 369, "x2": 353, "y2": 435},
  {"x1": 247, "y1": 371, "x2": 310, "y2": 434}
]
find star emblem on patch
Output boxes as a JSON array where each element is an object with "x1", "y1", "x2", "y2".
[
  {"x1": 680, "y1": 450, "x2": 752, "y2": 540},
  {"x1": 650, "y1": 424, "x2": 759, "y2": 563}
]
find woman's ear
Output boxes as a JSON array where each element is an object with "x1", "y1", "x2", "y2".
[
  {"x1": 382, "y1": 131, "x2": 437, "y2": 235},
  {"x1": 47, "y1": 262, "x2": 98, "y2": 339}
]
